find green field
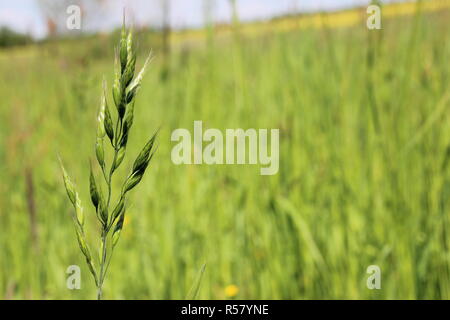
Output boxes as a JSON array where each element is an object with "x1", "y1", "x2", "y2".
[{"x1": 1, "y1": 3, "x2": 450, "y2": 299}]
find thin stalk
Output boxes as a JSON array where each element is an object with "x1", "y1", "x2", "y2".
[
  {"x1": 97, "y1": 230, "x2": 108, "y2": 300},
  {"x1": 97, "y1": 146, "x2": 118, "y2": 300},
  {"x1": 97, "y1": 110, "x2": 123, "y2": 300},
  {"x1": 102, "y1": 243, "x2": 117, "y2": 282}
]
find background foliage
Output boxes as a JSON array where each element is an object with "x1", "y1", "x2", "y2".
[{"x1": 1, "y1": 2, "x2": 450, "y2": 299}]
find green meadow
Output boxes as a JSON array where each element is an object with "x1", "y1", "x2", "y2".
[{"x1": 1, "y1": 3, "x2": 450, "y2": 299}]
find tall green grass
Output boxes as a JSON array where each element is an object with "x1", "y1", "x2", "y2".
[{"x1": 0, "y1": 7, "x2": 450, "y2": 299}]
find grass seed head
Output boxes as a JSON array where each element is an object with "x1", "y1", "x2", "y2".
[
  {"x1": 132, "y1": 131, "x2": 158, "y2": 174},
  {"x1": 112, "y1": 209, "x2": 125, "y2": 247},
  {"x1": 104, "y1": 100, "x2": 114, "y2": 143},
  {"x1": 95, "y1": 138, "x2": 105, "y2": 168},
  {"x1": 59, "y1": 19, "x2": 156, "y2": 299},
  {"x1": 75, "y1": 194, "x2": 84, "y2": 226},
  {"x1": 111, "y1": 198, "x2": 125, "y2": 223},
  {"x1": 89, "y1": 164, "x2": 100, "y2": 210},
  {"x1": 112, "y1": 146, "x2": 126, "y2": 173},
  {"x1": 59, "y1": 159, "x2": 76, "y2": 205},
  {"x1": 119, "y1": 28, "x2": 128, "y2": 72},
  {"x1": 75, "y1": 226, "x2": 91, "y2": 261}
]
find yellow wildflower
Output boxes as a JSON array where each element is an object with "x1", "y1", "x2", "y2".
[{"x1": 225, "y1": 284, "x2": 239, "y2": 298}]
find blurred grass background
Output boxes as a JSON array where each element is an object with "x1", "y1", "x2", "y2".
[{"x1": 1, "y1": 0, "x2": 450, "y2": 299}]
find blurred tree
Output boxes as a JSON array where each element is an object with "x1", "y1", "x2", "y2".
[
  {"x1": 159, "y1": 0, "x2": 171, "y2": 80},
  {"x1": 229, "y1": 0, "x2": 239, "y2": 27},
  {"x1": 203, "y1": 0, "x2": 216, "y2": 46},
  {"x1": 160, "y1": 0, "x2": 171, "y2": 58},
  {"x1": 228, "y1": 0, "x2": 241, "y2": 42},
  {"x1": 0, "y1": 27, "x2": 32, "y2": 47},
  {"x1": 289, "y1": 0, "x2": 299, "y2": 13},
  {"x1": 203, "y1": 0, "x2": 215, "y2": 27}
]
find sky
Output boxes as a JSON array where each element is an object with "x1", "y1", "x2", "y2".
[{"x1": 0, "y1": 0, "x2": 397, "y2": 39}]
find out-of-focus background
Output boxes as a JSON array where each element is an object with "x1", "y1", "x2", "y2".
[{"x1": 1, "y1": 0, "x2": 450, "y2": 299}]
